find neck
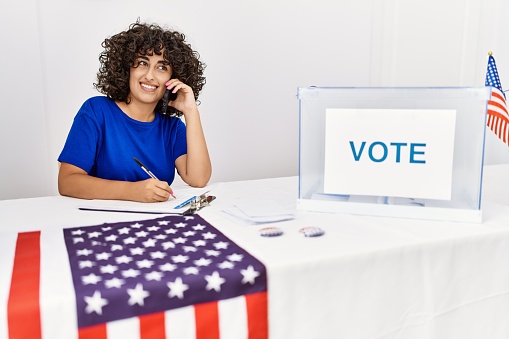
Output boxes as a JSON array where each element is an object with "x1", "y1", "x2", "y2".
[{"x1": 116, "y1": 101, "x2": 156, "y2": 122}]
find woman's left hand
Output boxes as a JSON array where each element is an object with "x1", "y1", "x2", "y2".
[{"x1": 165, "y1": 79, "x2": 197, "y2": 114}]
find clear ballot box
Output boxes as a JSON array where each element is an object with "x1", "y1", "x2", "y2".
[{"x1": 297, "y1": 87, "x2": 492, "y2": 223}]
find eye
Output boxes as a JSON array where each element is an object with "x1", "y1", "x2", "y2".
[
  {"x1": 138, "y1": 60, "x2": 148, "y2": 67},
  {"x1": 158, "y1": 64, "x2": 169, "y2": 72}
]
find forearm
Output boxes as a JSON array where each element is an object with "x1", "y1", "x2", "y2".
[
  {"x1": 58, "y1": 172, "x2": 135, "y2": 201},
  {"x1": 179, "y1": 108, "x2": 212, "y2": 187}
]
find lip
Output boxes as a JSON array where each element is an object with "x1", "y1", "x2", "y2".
[{"x1": 140, "y1": 82, "x2": 158, "y2": 92}]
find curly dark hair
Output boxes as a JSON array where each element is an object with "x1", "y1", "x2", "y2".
[{"x1": 94, "y1": 21, "x2": 206, "y2": 117}]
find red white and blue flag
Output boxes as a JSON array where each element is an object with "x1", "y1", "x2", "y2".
[
  {"x1": 485, "y1": 53, "x2": 509, "y2": 147},
  {"x1": 2, "y1": 215, "x2": 268, "y2": 339}
]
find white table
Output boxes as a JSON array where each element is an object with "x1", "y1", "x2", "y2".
[{"x1": 1, "y1": 165, "x2": 509, "y2": 339}]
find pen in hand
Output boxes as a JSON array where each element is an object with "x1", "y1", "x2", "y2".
[{"x1": 133, "y1": 157, "x2": 176, "y2": 199}]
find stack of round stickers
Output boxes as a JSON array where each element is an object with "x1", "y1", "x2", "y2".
[
  {"x1": 259, "y1": 227, "x2": 283, "y2": 237},
  {"x1": 299, "y1": 226, "x2": 325, "y2": 237}
]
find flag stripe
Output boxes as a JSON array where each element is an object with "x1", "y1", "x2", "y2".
[
  {"x1": 165, "y1": 305, "x2": 196, "y2": 338},
  {"x1": 79, "y1": 323, "x2": 107, "y2": 339},
  {"x1": 246, "y1": 292, "x2": 269, "y2": 339},
  {"x1": 195, "y1": 301, "x2": 220, "y2": 339},
  {"x1": 7, "y1": 231, "x2": 42, "y2": 339},
  {"x1": 218, "y1": 296, "x2": 248, "y2": 339},
  {"x1": 140, "y1": 312, "x2": 166, "y2": 339}
]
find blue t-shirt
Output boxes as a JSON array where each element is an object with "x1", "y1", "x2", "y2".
[{"x1": 58, "y1": 96, "x2": 187, "y2": 185}]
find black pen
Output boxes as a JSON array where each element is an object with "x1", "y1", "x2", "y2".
[{"x1": 133, "y1": 157, "x2": 176, "y2": 198}]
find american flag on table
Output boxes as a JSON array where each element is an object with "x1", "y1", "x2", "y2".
[
  {"x1": 2, "y1": 215, "x2": 268, "y2": 339},
  {"x1": 485, "y1": 52, "x2": 509, "y2": 147}
]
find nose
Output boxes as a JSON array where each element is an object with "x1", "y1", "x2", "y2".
[{"x1": 144, "y1": 67, "x2": 155, "y2": 81}]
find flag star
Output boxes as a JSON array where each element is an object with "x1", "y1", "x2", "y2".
[
  {"x1": 118, "y1": 227, "x2": 130, "y2": 235},
  {"x1": 154, "y1": 234, "x2": 167, "y2": 240},
  {"x1": 158, "y1": 220, "x2": 170, "y2": 226},
  {"x1": 174, "y1": 222, "x2": 187, "y2": 228},
  {"x1": 131, "y1": 223, "x2": 143, "y2": 228},
  {"x1": 136, "y1": 259, "x2": 154, "y2": 269},
  {"x1": 167, "y1": 277, "x2": 189, "y2": 299},
  {"x1": 135, "y1": 231, "x2": 149, "y2": 238},
  {"x1": 150, "y1": 251, "x2": 166, "y2": 259},
  {"x1": 127, "y1": 283, "x2": 150, "y2": 306},
  {"x1": 105, "y1": 277, "x2": 125, "y2": 288},
  {"x1": 96, "y1": 252, "x2": 111, "y2": 260},
  {"x1": 217, "y1": 261, "x2": 234, "y2": 269},
  {"x1": 160, "y1": 263, "x2": 177, "y2": 272},
  {"x1": 116, "y1": 255, "x2": 133, "y2": 264},
  {"x1": 130, "y1": 247, "x2": 145, "y2": 255},
  {"x1": 142, "y1": 239, "x2": 157, "y2": 247},
  {"x1": 77, "y1": 248, "x2": 93, "y2": 256},
  {"x1": 172, "y1": 255, "x2": 189, "y2": 263},
  {"x1": 111, "y1": 244, "x2": 123, "y2": 251},
  {"x1": 241, "y1": 265, "x2": 261, "y2": 285},
  {"x1": 205, "y1": 271, "x2": 226, "y2": 292},
  {"x1": 88, "y1": 231, "x2": 102, "y2": 238},
  {"x1": 162, "y1": 241, "x2": 175, "y2": 250},
  {"x1": 124, "y1": 237, "x2": 137, "y2": 245},
  {"x1": 193, "y1": 224, "x2": 206, "y2": 230},
  {"x1": 100, "y1": 264, "x2": 118, "y2": 274},
  {"x1": 91, "y1": 241, "x2": 104, "y2": 246},
  {"x1": 205, "y1": 249, "x2": 221, "y2": 257},
  {"x1": 147, "y1": 226, "x2": 160, "y2": 232},
  {"x1": 122, "y1": 268, "x2": 141, "y2": 278},
  {"x1": 193, "y1": 240, "x2": 206, "y2": 247},
  {"x1": 184, "y1": 216, "x2": 194, "y2": 221},
  {"x1": 82, "y1": 273, "x2": 102, "y2": 285},
  {"x1": 165, "y1": 228, "x2": 178, "y2": 235},
  {"x1": 73, "y1": 237, "x2": 84, "y2": 244},
  {"x1": 84, "y1": 290, "x2": 108, "y2": 315},
  {"x1": 174, "y1": 237, "x2": 187, "y2": 244},
  {"x1": 79, "y1": 260, "x2": 95, "y2": 269},
  {"x1": 202, "y1": 232, "x2": 216, "y2": 240},
  {"x1": 102, "y1": 226, "x2": 112, "y2": 231},
  {"x1": 72, "y1": 229, "x2": 85, "y2": 236},
  {"x1": 227, "y1": 253, "x2": 244, "y2": 262},
  {"x1": 145, "y1": 271, "x2": 164, "y2": 281},
  {"x1": 183, "y1": 266, "x2": 199, "y2": 275},
  {"x1": 213, "y1": 241, "x2": 229, "y2": 250},
  {"x1": 183, "y1": 231, "x2": 196, "y2": 237},
  {"x1": 105, "y1": 234, "x2": 118, "y2": 242},
  {"x1": 183, "y1": 246, "x2": 197, "y2": 253},
  {"x1": 194, "y1": 257, "x2": 212, "y2": 267}
]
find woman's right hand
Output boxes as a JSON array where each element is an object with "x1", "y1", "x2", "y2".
[{"x1": 133, "y1": 178, "x2": 174, "y2": 202}]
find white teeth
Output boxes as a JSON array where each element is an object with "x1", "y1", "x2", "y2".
[{"x1": 141, "y1": 84, "x2": 156, "y2": 90}]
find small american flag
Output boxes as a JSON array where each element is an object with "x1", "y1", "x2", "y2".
[
  {"x1": 485, "y1": 52, "x2": 509, "y2": 146},
  {"x1": 3, "y1": 215, "x2": 268, "y2": 339}
]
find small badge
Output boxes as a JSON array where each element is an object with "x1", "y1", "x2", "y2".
[
  {"x1": 299, "y1": 227, "x2": 325, "y2": 237},
  {"x1": 259, "y1": 227, "x2": 283, "y2": 237}
]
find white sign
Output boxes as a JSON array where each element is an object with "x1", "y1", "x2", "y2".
[{"x1": 324, "y1": 108, "x2": 457, "y2": 200}]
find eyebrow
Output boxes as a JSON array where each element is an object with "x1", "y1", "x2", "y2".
[{"x1": 137, "y1": 55, "x2": 170, "y2": 65}]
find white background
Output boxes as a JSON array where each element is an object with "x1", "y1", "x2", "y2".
[{"x1": 1, "y1": 0, "x2": 509, "y2": 200}]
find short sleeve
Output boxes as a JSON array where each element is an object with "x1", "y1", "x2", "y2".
[
  {"x1": 173, "y1": 118, "x2": 187, "y2": 161},
  {"x1": 58, "y1": 101, "x2": 102, "y2": 174}
]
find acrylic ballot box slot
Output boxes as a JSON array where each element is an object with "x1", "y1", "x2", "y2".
[{"x1": 297, "y1": 87, "x2": 491, "y2": 223}]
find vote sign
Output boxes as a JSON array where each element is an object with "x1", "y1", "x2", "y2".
[{"x1": 324, "y1": 108, "x2": 457, "y2": 200}]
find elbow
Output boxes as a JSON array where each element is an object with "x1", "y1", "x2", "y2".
[{"x1": 185, "y1": 170, "x2": 212, "y2": 188}]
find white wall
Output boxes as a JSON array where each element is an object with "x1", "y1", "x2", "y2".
[{"x1": 1, "y1": 0, "x2": 509, "y2": 200}]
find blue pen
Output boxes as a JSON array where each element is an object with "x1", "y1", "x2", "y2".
[{"x1": 174, "y1": 196, "x2": 196, "y2": 209}]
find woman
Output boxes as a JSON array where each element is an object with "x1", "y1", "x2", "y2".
[{"x1": 58, "y1": 21, "x2": 211, "y2": 202}]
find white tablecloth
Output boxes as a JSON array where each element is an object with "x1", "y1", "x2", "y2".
[{"x1": 1, "y1": 164, "x2": 509, "y2": 338}]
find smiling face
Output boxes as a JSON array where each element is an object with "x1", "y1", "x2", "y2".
[{"x1": 128, "y1": 52, "x2": 172, "y2": 107}]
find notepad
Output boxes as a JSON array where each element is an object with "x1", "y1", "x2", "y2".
[
  {"x1": 222, "y1": 200, "x2": 295, "y2": 224},
  {"x1": 77, "y1": 188, "x2": 209, "y2": 214}
]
